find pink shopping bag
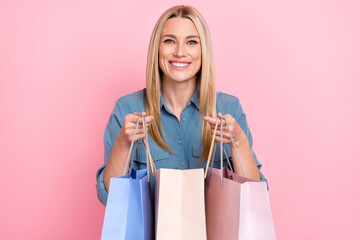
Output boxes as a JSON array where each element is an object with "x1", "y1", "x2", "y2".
[{"x1": 204, "y1": 118, "x2": 276, "y2": 240}]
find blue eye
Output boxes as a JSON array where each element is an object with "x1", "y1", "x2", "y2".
[
  {"x1": 164, "y1": 39, "x2": 174, "y2": 44},
  {"x1": 188, "y1": 40, "x2": 198, "y2": 45}
]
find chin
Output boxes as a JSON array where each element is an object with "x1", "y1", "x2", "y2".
[{"x1": 170, "y1": 76, "x2": 195, "y2": 83}]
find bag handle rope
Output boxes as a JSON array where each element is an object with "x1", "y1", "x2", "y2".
[
  {"x1": 123, "y1": 116, "x2": 156, "y2": 181},
  {"x1": 209, "y1": 142, "x2": 234, "y2": 176},
  {"x1": 204, "y1": 118, "x2": 246, "y2": 181}
]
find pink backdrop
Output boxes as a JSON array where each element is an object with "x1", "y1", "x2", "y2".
[{"x1": 1, "y1": 0, "x2": 359, "y2": 239}]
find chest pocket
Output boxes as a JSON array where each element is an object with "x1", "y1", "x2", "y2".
[
  {"x1": 133, "y1": 139, "x2": 171, "y2": 169},
  {"x1": 192, "y1": 142, "x2": 233, "y2": 169},
  {"x1": 192, "y1": 143, "x2": 206, "y2": 168}
]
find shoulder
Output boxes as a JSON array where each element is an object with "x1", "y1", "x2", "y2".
[
  {"x1": 216, "y1": 92, "x2": 240, "y2": 105},
  {"x1": 113, "y1": 89, "x2": 146, "y2": 115},
  {"x1": 216, "y1": 91, "x2": 244, "y2": 116},
  {"x1": 115, "y1": 88, "x2": 145, "y2": 105}
]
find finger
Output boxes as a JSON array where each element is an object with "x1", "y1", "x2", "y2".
[
  {"x1": 132, "y1": 120, "x2": 153, "y2": 135},
  {"x1": 125, "y1": 113, "x2": 143, "y2": 124},
  {"x1": 222, "y1": 113, "x2": 233, "y2": 118},
  {"x1": 214, "y1": 123, "x2": 231, "y2": 132},
  {"x1": 214, "y1": 136, "x2": 231, "y2": 144},
  {"x1": 126, "y1": 113, "x2": 154, "y2": 124},
  {"x1": 217, "y1": 112, "x2": 235, "y2": 123},
  {"x1": 144, "y1": 115, "x2": 154, "y2": 123},
  {"x1": 205, "y1": 115, "x2": 230, "y2": 127},
  {"x1": 135, "y1": 128, "x2": 145, "y2": 134},
  {"x1": 132, "y1": 112, "x2": 147, "y2": 119},
  {"x1": 213, "y1": 122, "x2": 229, "y2": 132},
  {"x1": 124, "y1": 131, "x2": 147, "y2": 142},
  {"x1": 216, "y1": 118, "x2": 236, "y2": 129},
  {"x1": 204, "y1": 116, "x2": 218, "y2": 126},
  {"x1": 217, "y1": 112, "x2": 230, "y2": 121},
  {"x1": 212, "y1": 129, "x2": 231, "y2": 139},
  {"x1": 217, "y1": 112, "x2": 232, "y2": 118},
  {"x1": 211, "y1": 129, "x2": 231, "y2": 140},
  {"x1": 215, "y1": 127, "x2": 232, "y2": 134},
  {"x1": 138, "y1": 114, "x2": 154, "y2": 124},
  {"x1": 136, "y1": 113, "x2": 147, "y2": 124},
  {"x1": 123, "y1": 120, "x2": 140, "y2": 130},
  {"x1": 134, "y1": 134, "x2": 146, "y2": 142},
  {"x1": 124, "y1": 128, "x2": 144, "y2": 137}
]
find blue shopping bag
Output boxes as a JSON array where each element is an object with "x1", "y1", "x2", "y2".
[
  {"x1": 101, "y1": 116, "x2": 155, "y2": 240},
  {"x1": 101, "y1": 169, "x2": 153, "y2": 240}
]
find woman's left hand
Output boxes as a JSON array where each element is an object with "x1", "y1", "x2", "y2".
[{"x1": 204, "y1": 113, "x2": 247, "y2": 147}]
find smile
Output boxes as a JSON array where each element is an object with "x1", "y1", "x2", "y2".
[{"x1": 169, "y1": 61, "x2": 191, "y2": 70}]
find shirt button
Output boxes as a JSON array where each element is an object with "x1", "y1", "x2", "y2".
[
  {"x1": 182, "y1": 118, "x2": 187, "y2": 122},
  {"x1": 178, "y1": 139, "x2": 183, "y2": 145},
  {"x1": 181, "y1": 162, "x2": 185, "y2": 166}
]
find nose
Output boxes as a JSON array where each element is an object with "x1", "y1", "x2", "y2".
[{"x1": 174, "y1": 43, "x2": 186, "y2": 57}]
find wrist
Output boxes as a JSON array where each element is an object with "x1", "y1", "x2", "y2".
[
  {"x1": 231, "y1": 132, "x2": 249, "y2": 148},
  {"x1": 115, "y1": 133, "x2": 131, "y2": 149}
]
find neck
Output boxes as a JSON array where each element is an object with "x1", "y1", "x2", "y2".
[{"x1": 161, "y1": 76, "x2": 197, "y2": 119}]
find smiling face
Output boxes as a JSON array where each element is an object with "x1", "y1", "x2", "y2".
[{"x1": 159, "y1": 17, "x2": 202, "y2": 84}]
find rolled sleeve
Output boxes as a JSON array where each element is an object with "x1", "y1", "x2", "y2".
[{"x1": 96, "y1": 166, "x2": 108, "y2": 206}]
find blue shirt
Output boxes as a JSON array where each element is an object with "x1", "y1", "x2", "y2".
[{"x1": 96, "y1": 89, "x2": 268, "y2": 206}]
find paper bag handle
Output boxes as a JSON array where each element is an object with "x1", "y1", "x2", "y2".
[
  {"x1": 223, "y1": 118, "x2": 246, "y2": 177},
  {"x1": 204, "y1": 118, "x2": 246, "y2": 179},
  {"x1": 204, "y1": 118, "x2": 219, "y2": 177},
  {"x1": 206, "y1": 118, "x2": 231, "y2": 184},
  {"x1": 142, "y1": 116, "x2": 156, "y2": 181},
  {"x1": 123, "y1": 116, "x2": 156, "y2": 181}
]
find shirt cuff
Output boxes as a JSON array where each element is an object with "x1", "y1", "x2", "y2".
[
  {"x1": 259, "y1": 170, "x2": 269, "y2": 191},
  {"x1": 96, "y1": 167, "x2": 108, "y2": 206}
]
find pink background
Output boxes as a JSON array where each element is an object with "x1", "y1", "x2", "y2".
[{"x1": 1, "y1": 0, "x2": 359, "y2": 239}]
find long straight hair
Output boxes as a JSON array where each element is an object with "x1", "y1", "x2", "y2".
[{"x1": 145, "y1": 6, "x2": 216, "y2": 161}]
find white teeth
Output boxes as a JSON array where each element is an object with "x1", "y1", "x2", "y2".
[{"x1": 171, "y1": 62, "x2": 189, "y2": 67}]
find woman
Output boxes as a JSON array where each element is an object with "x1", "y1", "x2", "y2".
[{"x1": 96, "y1": 5, "x2": 267, "y2": 206}]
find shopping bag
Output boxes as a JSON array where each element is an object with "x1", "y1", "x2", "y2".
[
  {"x1": 154, "y1": 168, "x2": 207, "y2": 240},
  {"x1": 101, "y1": 116, "x2": 156, "y2": 240},
  {"x1": 204, "y1": 118, "x2": 276, "y2": 240}
]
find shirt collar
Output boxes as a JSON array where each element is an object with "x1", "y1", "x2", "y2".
[
  {"x1": 190, "y1": 88, "x2": 200, "y2": 110},
  {"x1": 160, "y1": 88, "x2": 200, "y2": 111}
]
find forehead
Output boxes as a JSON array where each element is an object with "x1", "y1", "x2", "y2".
[{"x1": 161, "y1": 17, "x2": 199, "y2": 37}]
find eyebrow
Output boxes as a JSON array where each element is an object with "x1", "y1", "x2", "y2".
[{"x1": 161, "y1": 34, "x2": 200, "y2": 39}]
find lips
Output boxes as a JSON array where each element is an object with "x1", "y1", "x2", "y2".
[{"x1": 169, "y1": 61, "x2": 191, "y2": 70}]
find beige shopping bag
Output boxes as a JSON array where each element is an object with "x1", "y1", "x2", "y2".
[{"x1": 154, "y1": 168, "x2": 207, "y2": 240}]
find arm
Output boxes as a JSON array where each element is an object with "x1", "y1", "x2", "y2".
[
  {"x1": 220, "y1": 113, "x2": 260, "y2": 180},
  {"x1": 96, "y1": 111, "x2": 153, "y2": 205}
]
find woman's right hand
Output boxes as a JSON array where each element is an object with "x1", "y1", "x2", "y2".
[{"x1": 116, "y1": 112, "x2": 154, "y2": 146}]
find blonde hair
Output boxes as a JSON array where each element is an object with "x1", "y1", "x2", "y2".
[{"x1": 145, "y1": 5, "x2": 216, "y2": 161}]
